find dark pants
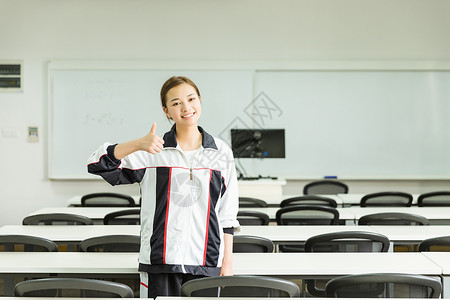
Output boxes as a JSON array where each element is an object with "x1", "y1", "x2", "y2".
[{"x1": 146, "y1": 273, "x2": 206, "y2": 298}]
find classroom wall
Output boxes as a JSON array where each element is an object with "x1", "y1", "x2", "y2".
[{"x1": 0, "y1": 0, "x2": 449, "y2": 226}]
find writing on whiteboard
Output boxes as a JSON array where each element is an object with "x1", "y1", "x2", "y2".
[{"x1": 83, "y1": 113, "x2": 125, "y2": 125}]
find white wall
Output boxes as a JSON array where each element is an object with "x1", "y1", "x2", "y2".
[{"x1": 0, "y1": 0, "x2": 449, "y2": 226}]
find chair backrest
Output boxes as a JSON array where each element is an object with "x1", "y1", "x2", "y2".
[
  {"x1": 280, "y1": 195, "x2": 337, "y2": 208},
  {"x1": 233, "y1": 235, "x2": 274, "y2": 253},
  {"x1": 14, "y1": 277, "x2": 134, "y2": 297},
  {"x1": 239, "y1": 197, "x2": 268, "y2": 208},
  {"x1": 237, "y1": 210, "x2": 270, "y2": 225},
  {"x1": 181, "y1": 275, "x2": 300, "y2": 297},
  {"x1": 81, "y1": 192, "x2": 135, "y2": 207},
  {"x1": 358, "y1": 212, "x2": 430, "y2": 226},
  {"x1": 103, "y1": 208, "x2": 140, "y2": 225},
  {"x1": 276, "y1": 205, "x2": 340, "y2": 225},
  {"x1": 23, "y1": 213, "x2": 94, "y2": 225},
  {"x1": 324, "y1": 273, "x2": 442, "y2": 298},
  {"x1": 303, "y1": 180, "x2": 348, "y2": 195},
  {"x1": 360, "y1": 192, "x2": 413, "y2": 207},
  {"x1": 79, "y1": 234, "x2": 140, "y2": 252},
  {"x1": 418, "y1": 235, "x2": 450, "y2": 252},
  {"x1": 304, "y1": 231, "x2": 389, "y2": 297},
  {"x1": 304, "y1": 231, "x2": 390, "y2": 253},
  {"x1": 418, "y1": 191, "x2": 450, "y2": 207},
  {"x1": 0, "y1": 235, "x2": 58, "y2": 252}
]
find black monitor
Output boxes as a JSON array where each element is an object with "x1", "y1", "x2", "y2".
[{"x1": 231, "y1": 129, "x2": 285, "y2": 158}]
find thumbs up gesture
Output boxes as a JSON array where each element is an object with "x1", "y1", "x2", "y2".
[{"x1": 142, "y1": 122, "x2": 165, "y2": 154}]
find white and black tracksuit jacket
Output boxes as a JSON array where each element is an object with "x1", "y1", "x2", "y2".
[{"x1": 87, "y1": 126, "x2": 240, "y2": 276}]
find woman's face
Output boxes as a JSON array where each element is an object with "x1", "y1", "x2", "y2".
[{"x1": 163, "y1": 83, "x2": 202, "y2": 128}]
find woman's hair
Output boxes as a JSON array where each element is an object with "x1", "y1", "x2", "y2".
[{"x1": 160, "y1": 76, "x2": 201, "y2": 108}]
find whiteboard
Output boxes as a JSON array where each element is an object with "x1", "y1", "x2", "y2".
[
  {"x1": 48, "y1": 65, "x2": 254, "y2": 179},
  {"x1": 244, "y1": 70, "x2": 450, "y2": 179},
  {"x1": 48, "y1": 61, "x2": 450, "y2": 180}
]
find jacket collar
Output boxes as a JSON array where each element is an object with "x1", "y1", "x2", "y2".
[{"x1": 163, "y1": 125, "x2": 218, "y2": 150}]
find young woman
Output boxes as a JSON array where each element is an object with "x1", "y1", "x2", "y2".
[{"x1": 87, "y1": 76, "x2": 240, "y2": 298}]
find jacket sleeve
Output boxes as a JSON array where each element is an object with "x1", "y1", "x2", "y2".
[
  {"x1": 217, "y1": 146, "x2": 241, "y2": 233},
  {"x1": 87, "y1": 143, "x2": 147, "y2": 186}
]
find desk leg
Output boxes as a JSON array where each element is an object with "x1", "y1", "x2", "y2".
[
  {"x1": 344, "y1": 219, "x2": 356, "y2": 225},
  {"x1": 443, "y1": 276, "x2": 449, "y2": 298},
  {"x1": 3, "y1": 277, "x2": 14, "y2": 296}
]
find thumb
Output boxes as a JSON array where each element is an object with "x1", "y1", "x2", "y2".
[{"x1": 150, "y1": 122, "x2": 156, "y2": 134}]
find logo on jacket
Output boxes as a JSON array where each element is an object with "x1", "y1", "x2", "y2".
[{"x1": 170, "y1": 172, "x2": 203, "y2": 207}]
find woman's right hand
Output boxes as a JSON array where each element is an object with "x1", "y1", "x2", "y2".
[
  {"x1": 113, "y1": 122, "x2": 165, "y2": 159},
  {"x1": 140, "y1": 122, "x2": 165, "y2": 154}
]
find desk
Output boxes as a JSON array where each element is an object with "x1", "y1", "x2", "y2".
[
  {"x1": 29, "y1": 206, "x2": 356, "y2": 224},
  {"x1": 235, "y1": 252, "x2": 440, "y2": 277},
  {"x1": 0, "y1": 224, "x2": 373, "y2": 249},
  {"x1": 0, "y1": 252, "x2": 443, "y2": 295},
  {"x1": 0, "y1": 225, "x2": 140, "y2": 243},
  {"x1": 422, "y1": 252, "x2": 450, "y2": 298},
  {"x1": 27, "y1": 206, "x2": 450, "y2": 226},
  {"x1": 3, "y1": 224, "x2": 449, "y2": 250},
  {"x1": 68, "y1": 193, "x2": 344, "y2": 208},
  {"x1": 28, "y1": 207, "x2": 136, "y2": 223},
  {"x1": 370, "y1": 225, "x2": 450, "y2": 245},
  {"x1": 66, "y1": 180, "x2": 287, "y2": 207},
  {"x1": 347, "y1": 207, "x2": 450, "y2": 224},
  {"x1": 0, "y1": 252, "x2": 138, "y2": 295},
  {"x1": 0, "y1": 252, "x2": 439, "y2": 277},
  {"x1": 238, "y1": 179, "x2": 286, "y2": 206}
]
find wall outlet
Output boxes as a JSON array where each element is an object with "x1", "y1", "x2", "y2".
[{"x1": 27, "y1": 126, "x2": 39, "y2": 143}]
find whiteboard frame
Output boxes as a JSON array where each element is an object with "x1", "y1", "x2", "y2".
[{"x1": 47, "y1": 60, "x2": 450, "y2": 180}]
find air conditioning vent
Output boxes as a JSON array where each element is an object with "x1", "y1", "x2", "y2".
[{"x1": 0, "y1": 61, "x2": 23, "y2": 91}]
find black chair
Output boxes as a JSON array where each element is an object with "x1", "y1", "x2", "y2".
[
  {"x1": 324, "y1": 273, "x2": 442, "y2": 298},
  {"x1": 239, "y1": 197, "x2": 268, "y2": 208},
  {"x1": 303, "y1": 180, "x2": 348, "y2": 195},
  {"x1": 81, "y1": 192, "x2": 135, "y2": 207},
  {"x1": 418, "y1": 191, "x2": 450, "y2": 207},
  {"x1": 14, "y1": 277, "x2": 134, "y2": 297},
  {"x1": 419, "y1": 236, "x2": 450, "y2": 252},
  {"x1": 360, "y1": 192, "x2": 413, "y2": 207},
  {"x1": 233, "y1": 235, "x2": 274, "y2": 253},
  {"x1": 23, "y1": 213, "x2": 94, "y2": 225},
  {"x1": 358, "y1": 212, "x2": 430, "y2": 226},
  {"x1": 103, "y1": 208, "x2": 140, "y2": 225},
  {"x1": 0, "y1": 235, "x2": 58, "y2": 252},
  {"x1": 276, "y1": 205, "x2": 340, "y2": 252},
  {"x1": 303, "y1": 231, "x2": 390, "y2": 297},
  {"x1": 359, "y1": 212, "x2": 430, "y2": 251},
  {"x1": 79, "y1": 234, "x2": 140, "y2": 252},
  {"x1": 237, "y1": 211, "x2": 270, "y2": 225},
  {"x1": 305, "y1": 231, "x2": 390, "y2": 253},
  {"x1": 181, "y1": 275, "x2": 300, "y2": 297},
  {"x1": 280, "y1": 195, "x2": 337, "y2": 208},
  {"x1": 276, "y1": 205, "x2": 340, "y2": 226}
]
